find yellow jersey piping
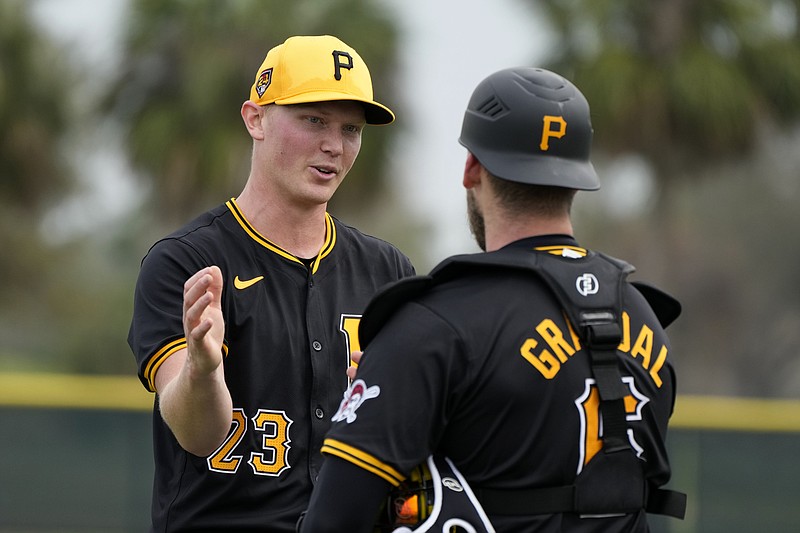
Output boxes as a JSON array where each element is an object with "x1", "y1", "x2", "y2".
[
  {"x1": 143, "y1": 338, "x2": 229, "y2": 393},
  {"x1": 226, "y1": 198, "x2": 334, "y2": 274},
  {"x1": 534, "y1": 245, "x2": 588, "y2": 257},
  {"x1": 321, "y1": 439, "x2": 406, "y2": 486}
]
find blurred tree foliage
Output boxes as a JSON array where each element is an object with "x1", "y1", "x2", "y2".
[
  {"x1": 5, "y1": 0, "x2": 800, "y2": 398},
  {"x1": 0, "y1": 2, "x2": 74, "y2": 213},
  {"x1": 0, "y1": 0, "x2": 404, "y2": 376},
  {"x1": 532, "y1": 0, "x2": 800, "y2": 196},
  {"x1": 524, "y1": 0, "x2": 800, "y2": 397},
  {"x1": 0, "y1": 0, "x2": 73, "y2": 293},
  {"x1": 102, "y1": 0, "x2": 401, "y2": 231},
  {"x1": 0, "y1": 0, "x2": 85, "y2": 370}
]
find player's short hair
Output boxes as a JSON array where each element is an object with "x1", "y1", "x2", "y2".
[{"x1": 486, "y1": 169, "x2": 576, "y2": 218}]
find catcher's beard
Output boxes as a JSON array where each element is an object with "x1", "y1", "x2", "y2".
[{"x1": 466, "y1": 189, "x2": 486, "y2": 251}]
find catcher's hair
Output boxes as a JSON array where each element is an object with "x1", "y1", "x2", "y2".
[{"x1": 486, "y1": 171, "x2": 576, "y2": 218}]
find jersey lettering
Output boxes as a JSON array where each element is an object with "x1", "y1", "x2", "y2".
[
  {"x1": 206, "y1": 315, "x2": 361, "y2": 477},
  {"x1": 520, "y1": 337, "x2": 559, "y2": 378},
  {"x1": 575, "y1": 377, "x2": 649, "y2": 473},
  {"x1": 208, "y1": 408, "x2": 247, "y2": 473},
  {"x1": 340, "y1": 314, "x2": 363, "y2": 375},
  {"x1": 519, "y1": 311, "x2": 669, "y2": 386},
  {"x1": 207, "y1": 408, "x2": 293, "y2": 477},
  {"x1": 249, "y1": 409, "x2": 293, "y2": 476}
]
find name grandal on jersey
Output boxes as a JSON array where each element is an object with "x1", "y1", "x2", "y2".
[{"x1": 520, "y1": 311, "x2": 669, "y2": 386}]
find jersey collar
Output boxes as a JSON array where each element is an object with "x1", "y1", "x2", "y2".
[
  {"x1": 225, "y1": 198, "x2": 336, "y2": 274},
  {"x1": 502, "y1": 234, "x2": 588, "y2": 258}
]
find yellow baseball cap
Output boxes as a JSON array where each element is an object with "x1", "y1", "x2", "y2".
[{"x1": 249, "y1": 35, "x2": 395, "y2": 125}]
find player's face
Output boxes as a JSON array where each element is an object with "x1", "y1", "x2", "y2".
[
  {"x1": 466, "y1": 189, "x2": 486, "y2": 251},
  {"x1": 259, "y1": 101, "x2": 365, "y2": 208}
]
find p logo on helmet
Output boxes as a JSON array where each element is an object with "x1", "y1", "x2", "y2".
[
  {"x1": 458, "y1": 67, "x2": 600, "y2": 191},
  {"x1": 540, "y1": 115, "x2": 567, "y2": 151}
]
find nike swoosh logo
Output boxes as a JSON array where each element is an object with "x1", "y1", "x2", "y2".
[{"x1": 234, "y1": 275, "x2": 264, "y2": 290}]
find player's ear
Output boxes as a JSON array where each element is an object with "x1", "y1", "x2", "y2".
[
  {"x1": 463, "y1": 152, "x2": 483, "y2": 189},
  {"x1": 241, "y1": 101, "x2": 266, "y2": 141}
]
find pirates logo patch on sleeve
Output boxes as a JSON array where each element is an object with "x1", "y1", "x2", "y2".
[{"x1": 331, "y1": 379, "x2": 380, "y2": 424}]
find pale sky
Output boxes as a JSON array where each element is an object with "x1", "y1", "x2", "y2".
[
  {"x1": 379, "y1": 0, "x2": 552, "y2": 261},
  {"x1": 31, "y1": 0, "x2": 551, "y2": 262}
]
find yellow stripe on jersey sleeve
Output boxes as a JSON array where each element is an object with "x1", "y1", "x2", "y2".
[
  {"x1": 321, "y1": 439, "x2": 406, "y2": 486},
  {"x1": 143, "y1": 338, "x2": 187, "y2": 392},
  {"x1": 143, "y1": 338, "x2": 229, "y2": 393}
]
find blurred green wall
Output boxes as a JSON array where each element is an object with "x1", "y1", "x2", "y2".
[{"x1": 1, "y1": 373, "x2": 798, "y2": 532}]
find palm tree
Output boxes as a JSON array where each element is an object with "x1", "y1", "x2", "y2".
[
  {"x1": 524, "y1": 0, "x2": 800, "y2": 397},
  {"x1": 0, "y1": 0, "x2": 76, "y2": 302},
  {"x1": 532, "y1": 0, "x2": 800, "y2": 196},
  {"x1": 0, "y1": 0, "x2": 76, "y2": 216},
  {"x1": 103, "y1": 0, "x2": 401, "y2": 230}
]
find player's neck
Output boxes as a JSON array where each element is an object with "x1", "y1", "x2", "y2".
[
  {"x1": 485, "y1": 215, "x2": 573, "y2": 252},
  {"x1": 235, "y1": 191, "x2": 328, "y2": 259}
]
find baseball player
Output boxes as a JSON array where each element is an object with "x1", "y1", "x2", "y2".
[
  {"x1": 298, "y1": 67, "x2": 685, "y2": 532},
  {"x1": 128, "y1": 35, "x2": 414, "y2": 532}
]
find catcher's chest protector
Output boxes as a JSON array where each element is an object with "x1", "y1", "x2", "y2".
[
  {"x1": 360, "y1": 248, "x2": 687, "y2": 522},
  {"x1": 438, "y1": 249, "x2": 686, "y2": 520}
]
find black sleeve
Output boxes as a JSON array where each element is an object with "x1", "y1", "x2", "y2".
[
  {"x1": 128, "y1": 238, "x2": 209, "y2": 391},
  {"x1": 298, "y1": 456, "x2": 392, "y2": 533}
]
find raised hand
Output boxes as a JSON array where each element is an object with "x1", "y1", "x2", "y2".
[{"x1": 183, "y1": 266, "x2": 225, "y2": 376}]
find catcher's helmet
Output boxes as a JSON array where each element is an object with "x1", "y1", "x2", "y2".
[
  {"x1": 375, "y1": 455, "x2": 495, "y2": 533},
  {"x1": 458, "y1": 67, "x2": 600, "y2": 190}
]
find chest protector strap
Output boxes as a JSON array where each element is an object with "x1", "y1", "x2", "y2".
[
  {"x1": 361, "y1": 248, "x2": 685, "y2": 520},
  {"x1": 483, "y1": 250, "x2": 685, "y2": 519}
]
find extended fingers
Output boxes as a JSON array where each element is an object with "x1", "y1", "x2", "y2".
[
  {"x1": 184, "y1": 281, "x2": 210, "y2": 319},
  {"x1": 184, "y1": 267, "x2": 222, "y2": 306},
  {"x1": 184, "y1": 289, "x2": 213, "y2": 328},
  {"x1": 188, "y1": 316, "x2": 213, "y2": 343},
  {"x1": 183, "y1": 267, "x2": 220, "y2": 330}
]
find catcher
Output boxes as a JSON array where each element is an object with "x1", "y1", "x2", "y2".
[{"x1": 298, "y1": 67, "x2": 686, "y2": 532}]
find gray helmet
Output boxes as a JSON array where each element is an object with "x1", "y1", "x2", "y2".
[{"x1": 458, "y1": 67, "x2": 600, "y2": 190}]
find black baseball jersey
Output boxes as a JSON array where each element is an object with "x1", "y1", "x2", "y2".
[
  {"x1": 128, "y1": 199, "x2": 414, "y2": 532},
  {"x1": 319, "y1": 235, "x2": 679, "y2": 533}
]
